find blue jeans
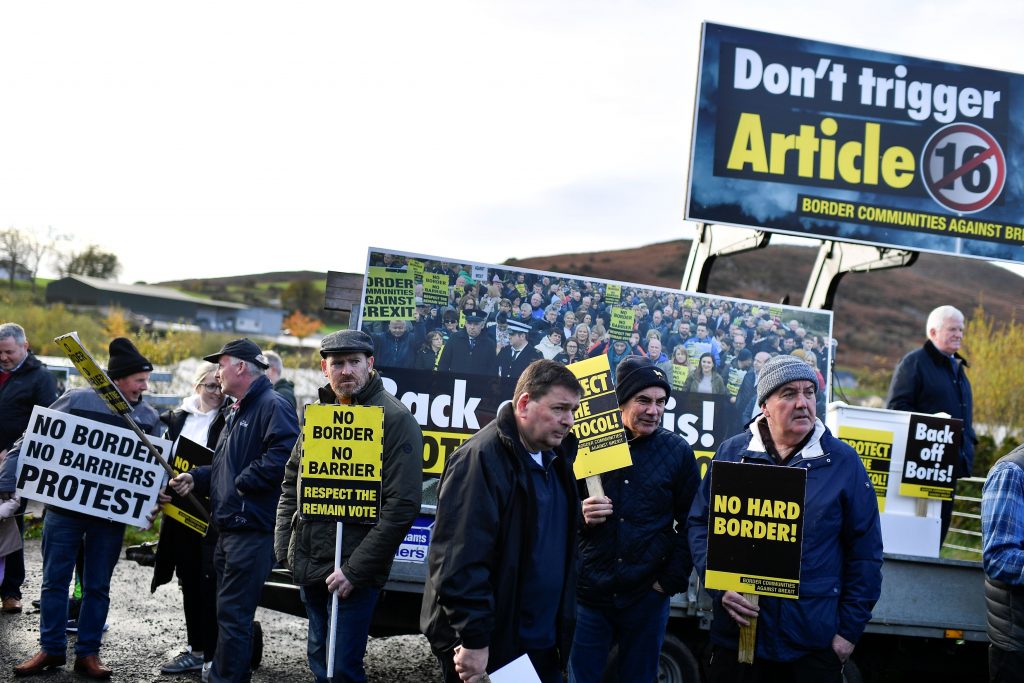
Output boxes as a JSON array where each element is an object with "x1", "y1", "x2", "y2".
[
  {"x1": 300, "y1": 580, "x2": 380, "y2": 683},
  {"x1": 568, "y1": 589, "x2": 670, "y2": 683},
  {"x1": 40, "y1": 509, "x2": 125, "y2": 657},
  {"x1": 211, "y1": 531, "x2": 275, "y2": 683}
]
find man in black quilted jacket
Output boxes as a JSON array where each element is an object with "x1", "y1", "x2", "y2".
[{"x1": 569, "y1": 356, "x2": 700, "y2": 683}]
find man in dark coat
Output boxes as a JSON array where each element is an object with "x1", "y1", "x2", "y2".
[
  {"x1": 0, "y1": 323, "x2": 59, "y2": 614},
  {"x1": 436, "y1": 310, "x2": 497, "y2": 376},
  {"x1": 497, "y1": 319, "x2": 542, "y2": 382},
  {"x1": 570, "y1": 357, "x2": 699, "y2": 683},
  {"x1": 170, "y1": 338, "x2": 300, "y2": 683},
  {"x1": 421, "y1": 360, "x2": 582, "y2": 683},
  {"x1": 275, "y1": 330, "x2": 422, "y2": 683},
  {"x1": 887, "y1": 305, "x2": 976, "y2": 541},
  {"x1": 372, "y1": 319, "x2": 420, "y2": 370}
]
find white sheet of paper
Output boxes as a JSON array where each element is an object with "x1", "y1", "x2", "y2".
[{"x1": 488, "y1": 653, "x2": 541, "y2": 683}]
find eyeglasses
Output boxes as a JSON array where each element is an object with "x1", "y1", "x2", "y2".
[{"x1": 199, "y1": 383, "x2": 222, "y2": 391}]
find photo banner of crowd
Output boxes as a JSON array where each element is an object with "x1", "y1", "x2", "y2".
[{"x1": 357, "y1": 248, "x2": 834, "y2": 477}]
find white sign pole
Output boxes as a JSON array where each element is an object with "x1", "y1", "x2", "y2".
[{"x1": 326, "y1": 521, "x2": 344, "y2": 678}]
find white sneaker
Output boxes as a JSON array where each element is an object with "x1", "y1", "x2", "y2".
[{"x1": 201, "y1": 661, "x2": 212, "y2": 683}]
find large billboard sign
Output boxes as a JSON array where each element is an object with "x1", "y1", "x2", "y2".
[
  {"x1": 686, "y1": 23, "x2": 1024, "y2": 264},
  {"x1": 357, "y1": 248, "x2": 834, "y2": 478}
]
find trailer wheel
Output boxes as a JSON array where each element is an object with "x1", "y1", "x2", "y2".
[
  {"x1": 599, "y1": 634, "x2": 700, "y2": 683},
  {"x1": 658, "y1": 634, "x2": 700, "y2": 683},
  {"x1": 842, "y1": 657, "x2": 863, "y2": 683}
]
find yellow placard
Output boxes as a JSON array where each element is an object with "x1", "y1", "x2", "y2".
[
  {"x1": 609, "y1": 307, "x2": 634, "y2": 342},
  {"x1": 838, "y1": 425, "x2": 893, "y2": 512},
  {"x1": 568, "y1": 355, "x2": 632, "y2": 479},
  {"x1": 408, "y1": 258, "x2": 425, "y2": 282},
  {"x1": 605, "y1": 283, "x2": 621, "y2": 305},
  {"x1": 422, "y1": 271, "x2": 449, "y2": 307},
  {"x1": 54, "y1": 332, "x2": 131, "y2": 416},
  {"x1": 363, "y1": 267, "x2": 415, "y2": 321},
  {"x1": 300, "y1": 404, "x2": 384, "y2": 523},
  {"x1": 671, "y1": 364, "x2": 689, "y2": 391}
]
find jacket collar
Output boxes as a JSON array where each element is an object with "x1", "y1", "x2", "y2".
[
  {"x1": 494, "y1": 402, "x2": 578, "y2": 470},
  {"x1": 923, "y1": 339, "x2": 969, "y2": 368},
  {"x1": 746, "y1": 414, "x2": 827, "y2": 462},
  {"x1": 233, "y1": 373, "x2": 272, "y2": 410}
]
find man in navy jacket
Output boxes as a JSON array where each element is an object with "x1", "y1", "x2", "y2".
[
  {"x1": 688, "y1": 355, "x2": 882, "y2": 681},
  {"x1": 887, "y1": 305, "x2": 976, "y2": 541},
  {"x1": 171, "y1": 338, "x2": 299, "y2": 683}
]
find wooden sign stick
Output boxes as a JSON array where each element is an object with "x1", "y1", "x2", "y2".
[
  {"x1": 737, "y1": 594, "x2": 759, "y2": 664},
  {"x1": 585, "y1": 475, "x2": 604, "y2": 499}
]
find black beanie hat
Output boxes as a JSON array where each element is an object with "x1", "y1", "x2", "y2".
[
  {"x1": 107, "y1": 338, "x2": 153, "y2": 379},
  {"x1": 615, "y1": 356, "x2": 671, "y2": 404}
]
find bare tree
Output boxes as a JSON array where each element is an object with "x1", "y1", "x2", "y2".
[{"x1": 0, "y1": 227, "x2": 30, "y2": 288}]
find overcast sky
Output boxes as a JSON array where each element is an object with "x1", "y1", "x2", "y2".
[{"x1": 3, "y1": 1, "x2": 1023, "y2": 284}]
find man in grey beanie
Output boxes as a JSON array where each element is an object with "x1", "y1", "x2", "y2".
[
  {"x1": 687, "y1": 354, "x2": 882, "y2": 681},
  {"x1": 569, "y1": 356, "x2": 699, "y2": 683}
]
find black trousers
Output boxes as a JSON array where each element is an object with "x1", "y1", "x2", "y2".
[
  {"x1": 990, "y1": 645, "x2": 1024, "y2": 683},
  {"x1": 707, "y1": 645, "x2": 843, "y2": 683}
]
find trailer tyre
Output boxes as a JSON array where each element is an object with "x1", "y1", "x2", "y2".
[
  {"x1": 658, "y1": 634, "x2": 700, "y2": 683},
  {"x1": 598, "y1": 634, "x2": 700, "y2": 683}
]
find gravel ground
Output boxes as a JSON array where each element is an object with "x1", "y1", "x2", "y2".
[{"x1": 0, "y1": 538, "x2": 440, "y2": 682}]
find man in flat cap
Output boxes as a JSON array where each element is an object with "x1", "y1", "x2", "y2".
[
  {"x1": 275, "y1": 330, "x2": 422, "y2": 683},
  {"x1": 436, "y1": 309, "x2": 497, "y2": 376},
  {"x1": 4, "y1": 338, "x2": 159, "y2": 679},
  {"x1": 171, "y1": 338, "x2": 300, "y2": 683},
  {"x1": 687, "y1": 355, "x2": 882, "y2": 681},
  {"x1": 569, "y1": 357, "x2": 699, "y2": 683}
]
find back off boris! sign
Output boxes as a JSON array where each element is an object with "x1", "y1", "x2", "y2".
[
  {"x1": 899, "y1": 414, "x2": 962, "y2": 501},
  {"x1": 16, "y1": 406, "x2": 168, "y2": 528},
  {"x1": 300, "y1": 404, "x2": 384, "y2": 524}
]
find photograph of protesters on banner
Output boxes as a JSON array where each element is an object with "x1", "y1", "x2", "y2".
[{"x1": 358, "y1": 248, "x2": 834, "y2": 478}]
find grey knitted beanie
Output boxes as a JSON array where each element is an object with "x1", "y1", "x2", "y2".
[{"x1": 756, "y1": 354, "x2": 818, "y2": 406}]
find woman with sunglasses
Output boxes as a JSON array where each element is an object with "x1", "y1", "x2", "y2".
[{"x1": 153, "y1": 362, "x2": 231, "y2": 680}]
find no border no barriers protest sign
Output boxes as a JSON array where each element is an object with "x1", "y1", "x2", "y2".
[{"x1": 16, "y1": 406, "x2": 168, "y2": 528}]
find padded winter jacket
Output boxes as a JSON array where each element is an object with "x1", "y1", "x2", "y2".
[
  {"x1": 274, "y1": 372, "x2": 422, "y2": 588},
  {"x1": 687, "y1": 417, "x2": 883, "y2": 662},
  {"x1": 191, "y1": 374, "x2": 299, "y2": 533},
  {"x1": 576, "y1": 426, "x2": 699, "y2": 607}
]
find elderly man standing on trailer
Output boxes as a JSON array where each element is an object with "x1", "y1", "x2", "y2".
[{"x1": 887, "y1": 305, "x2": 976, "y2": 542}]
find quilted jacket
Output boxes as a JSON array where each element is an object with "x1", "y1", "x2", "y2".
[{"x1": 576, "y1": 425, "x2": 700, "y2": 608}]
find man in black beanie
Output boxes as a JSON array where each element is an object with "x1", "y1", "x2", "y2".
[
  {"x1": 5, "y1": 338, "x2": 159, "y2": 679},
  {"x1": 568, "y1": 356, "x2": 700, "y2": 683}
]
